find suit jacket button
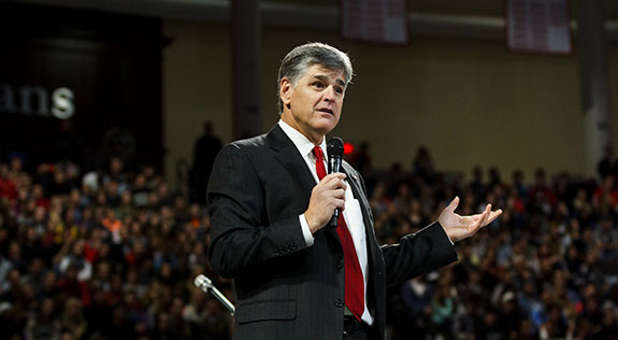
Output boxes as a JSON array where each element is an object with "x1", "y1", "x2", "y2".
[{"x1": 334, "y1": 298, "x2": 343, "y2": 308}]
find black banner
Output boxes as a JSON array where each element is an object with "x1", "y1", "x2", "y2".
[{"x1": 0, "y1": 3, "x2": 165, "y2": 172}]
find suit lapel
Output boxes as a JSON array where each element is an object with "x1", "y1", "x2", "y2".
[
  {"x1": 265, "y1": 125, "x2": 316, "y2": 197},
  {"x1": 341, "y1": 162, "x2": 380, "y2": 261}
]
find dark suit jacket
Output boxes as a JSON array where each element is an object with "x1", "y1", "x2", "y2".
[{"x1": 207, "y1": 124, "x2": 458, "y2": 340}]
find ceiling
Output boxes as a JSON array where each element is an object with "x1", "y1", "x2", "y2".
[
  {"x1": 6, "y1": 0, "x2": 618, "y2": 19},
  {"x1": 267, "y1": 0, "x2": 618, "y2": 20},
  {"x1": 4, "y1": 0, "x2": 618, "y2": 41}
]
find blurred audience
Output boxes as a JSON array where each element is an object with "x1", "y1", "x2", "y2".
[{"x1": 1, "y1": 143, "x2": 617, "y2": 340}]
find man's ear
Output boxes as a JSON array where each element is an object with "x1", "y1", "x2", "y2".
[{"x1": 280, "y1": 77, "x2": 292, "y2": 110}]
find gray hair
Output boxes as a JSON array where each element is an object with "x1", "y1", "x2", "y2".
[{"x1": 277, "y1": 42, "x2": 353, "y2": 113}]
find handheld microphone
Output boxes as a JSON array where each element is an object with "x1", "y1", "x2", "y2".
[
  {"x1": 193, "y1": 274, "x2": 236, "y2": 316},
  {"x1": 327, "y1": 137, "x2": 344, "y2": 229}
]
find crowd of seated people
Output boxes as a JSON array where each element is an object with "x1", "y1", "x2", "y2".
[{"x1": 0, "y1": 147, "x2": 617, "y2": 340}]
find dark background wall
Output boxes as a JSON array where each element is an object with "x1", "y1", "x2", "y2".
[{"x1": 0, "y1": 3, "x2": 164, "y2": 172}]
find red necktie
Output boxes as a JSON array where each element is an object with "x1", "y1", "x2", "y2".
[{"x1": 312, "y1": 146, "x2": 365, "y2": 321}]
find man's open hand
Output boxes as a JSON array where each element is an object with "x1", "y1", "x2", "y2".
[{"x1": 438, "y1": 196, "x2": 502, "y2": 242}]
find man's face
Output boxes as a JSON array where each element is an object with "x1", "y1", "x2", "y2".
[{"x1": 280, "y1": 64, "x2": 346, "y2": 144}]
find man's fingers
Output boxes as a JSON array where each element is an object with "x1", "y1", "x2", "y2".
[
  {"x1": 321, "y1": 174, "x2": 347, "y2": 189},
  {"x1": 321, "y1": 173, "x2": 346, "y2": 183},
  {"x1": 447, "y1": 196, "x2": 459, "y2": 212},
  {"x1": 462, "y1": 205, "x2": 503, "y2": 226},
  {"x1": 328, "y1": 180, "x2": 346, "y2": 191},
  {"x1": 472, "y1": 204, "x2": 491, "y2": 232},
  {"x1": 485, "y1": 209, "x2": 503, "y2": 225},
  {"x1": 480, "y1": 204, "x2": 491, "y2": 227},
  {"x1": 334, "y1": 198, "x2": 345, "y2": 209},
  {"x1": 475, "y1": 206, "x2": 502, "y2": 227},
  {"x1": 333, "y1": 188, "x2": 345, "y2": 199},
  {"x1": 332, "y1": 173, "x2": 347, "y2": 180}
]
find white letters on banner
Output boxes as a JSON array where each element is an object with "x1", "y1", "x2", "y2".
[{"x1": 0, "y1": 83, "x2": 75, "y2": 119}]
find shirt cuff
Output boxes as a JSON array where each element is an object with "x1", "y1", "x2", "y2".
[{"x1": 299, "y1": 214, "x2": 315, "y2": 247}]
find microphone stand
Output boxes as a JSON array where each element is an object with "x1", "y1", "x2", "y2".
[{"x1": 193, "y1": 274, "x2": 236, "y2": 316}]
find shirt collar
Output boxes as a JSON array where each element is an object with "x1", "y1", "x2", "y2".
[{"x1": 278, "y1": 119, "x2": 327, "y2": 159}]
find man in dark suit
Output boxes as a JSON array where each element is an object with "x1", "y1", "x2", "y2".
[{"x1": 207, "y1": 42, "x2": 502, "y2": 340}]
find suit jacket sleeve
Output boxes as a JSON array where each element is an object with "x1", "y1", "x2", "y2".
[
  {"x1": 207, "y1": 143, "x2": 307, "y2": 279},
  {"x1": 355, "y1": 170, "x2": 458, "y2": 287},
  {"x1": 381, "y1": 222, "x2": 458, "y2": 287}
]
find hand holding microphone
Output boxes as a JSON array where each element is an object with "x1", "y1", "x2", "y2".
[{"x1": 304, "y1": 137, "x2": 346, "y2": 233}]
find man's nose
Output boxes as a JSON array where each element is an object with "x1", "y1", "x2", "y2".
[{"x1": 323, "y1": 86, "x2": 336, "y2": 101}]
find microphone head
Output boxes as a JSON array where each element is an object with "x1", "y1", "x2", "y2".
[
  {"x1": 327, "y1": 137, "x2": 344, "y2": 158},
  {"x1": 194, "y1": 274, "x2": 212, "y2": 288}
]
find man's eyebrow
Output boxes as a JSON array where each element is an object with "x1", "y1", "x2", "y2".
[{"x1": 313, "y1": 74, "x2": 346, "y2": 87}]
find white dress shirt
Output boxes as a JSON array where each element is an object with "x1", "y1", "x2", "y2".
[{"x1": 278, "y1": 120, "x2": 374, "y2": 325}]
